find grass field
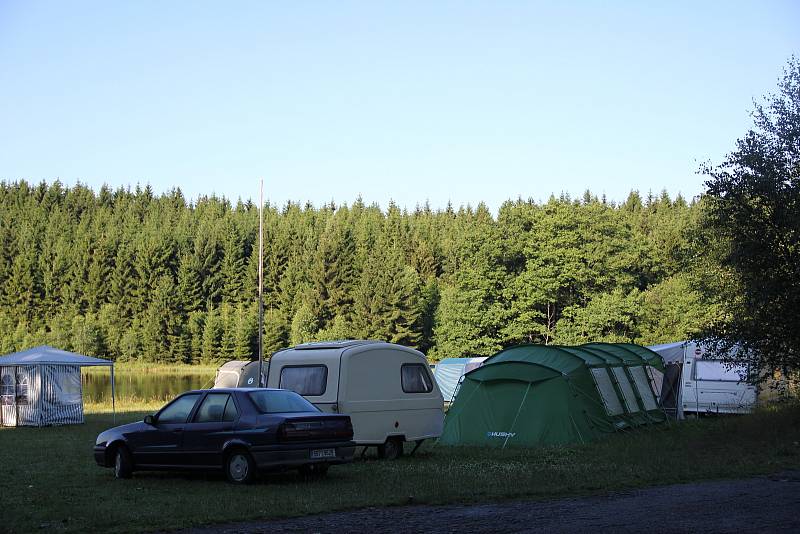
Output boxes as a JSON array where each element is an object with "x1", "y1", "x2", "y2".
[{"x1": 2, "y1": 401, "x2": 799, "y2": 533}]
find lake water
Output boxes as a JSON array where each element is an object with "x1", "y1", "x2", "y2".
[{"x1": 82, "y1": 370, "x2": 215, "y2": 404}]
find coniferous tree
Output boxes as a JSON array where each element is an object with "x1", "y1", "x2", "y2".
[
  {"x1": 220, "y1": 221, "x2": 247, "y2": 303},
  {"x1": 310, "y1": 212, "x2": 357, "y2": 329},
  {"x1": 263, "y1": 308, "x2": 290, "y2": 354},
  {"x1": 201, "y1": 305, "x2": 223, "y2": 363}
]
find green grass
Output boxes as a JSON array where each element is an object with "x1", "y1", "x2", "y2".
[{"x1": 2, "y1": 402, "x2": 800, "y2": 533}]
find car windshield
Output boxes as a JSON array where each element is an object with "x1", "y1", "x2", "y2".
[{"x1": 248, "y1": 390, "x2": 320, "y2": 414}]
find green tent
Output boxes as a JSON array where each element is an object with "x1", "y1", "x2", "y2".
[{"x1": 438, "y1": 343, "x2": 666, "y2": 448}]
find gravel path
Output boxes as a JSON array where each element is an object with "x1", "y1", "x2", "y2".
[{"x1": 183, "y1": 471, "x2": 800, "y2": 533}]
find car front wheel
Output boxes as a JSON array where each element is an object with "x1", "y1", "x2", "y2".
[
  {"x1": 226, "y1": 450, "x2": 256, "y2": 484},
  {"x1": 113, "y1": 446, "x2": 133, "y2": 479}
]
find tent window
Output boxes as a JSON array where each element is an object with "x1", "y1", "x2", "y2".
[
  {"x1": 591, "y1": 368, "x2": 625, "y2": 416},
  {"x1": 402, "y1": 364, "x2": 433, "y2": 393},
  {"x1": 629, "y1": 366, "x2": 658, "y2": 411},
  {"x1": 611, "y1": 367, "x2": 640, "y2": 413},
  {"x1": 1, "y1": 374, "x2": 14, "y2": 405},
  {"x1": 215, "y1": 372, "x2": 240, "y2": 389},
  {"x1": 280, "y1": 365, "x2": 328, "y2": 396},
  {"x1": 56, "y1": 371, "x2": 82, "y2": 405},
  {"x1": 646, "y1": 366, "x2": 664, "y2": 402},
  {"x1": 16, "y1": 375, "x2": 29, "y2": 405},
  {"x1": 464, "y1": 361, "x2": 484, "y2": 374}
]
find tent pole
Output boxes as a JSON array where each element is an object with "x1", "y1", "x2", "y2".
[
  {"x1": 110, "y1": 365, "x2": 116, "y2": 424},
  {"x1": 257, "y1": 178, "x2": 264, "y2": 387},
  {"x1": 503, "y1": 382, "x2": 531, "y2": 449}
]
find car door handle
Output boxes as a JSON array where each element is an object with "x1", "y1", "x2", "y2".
[{"x1": 173, "y1": 428, "x2": 184, "y2": 433}]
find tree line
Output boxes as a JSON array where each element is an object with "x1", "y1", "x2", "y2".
[{"x1": 0, "y1": 181, "x2": 715, "y2": 363}]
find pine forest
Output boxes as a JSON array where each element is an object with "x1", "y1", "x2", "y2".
[{"x1": 0, "y1": 180, "x2": 715, "y2": 363}]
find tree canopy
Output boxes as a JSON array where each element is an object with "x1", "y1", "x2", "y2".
[
  {"x1": 698, "y1": 57, "x2": 800, "y2": 372},
  {"x1": 0, "y1": 182, "x2": 713, "y2": 363}
]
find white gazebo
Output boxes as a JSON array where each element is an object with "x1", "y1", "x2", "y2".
[{"x1": 0, "y1": 345, "x2": 115, "y2": 427}]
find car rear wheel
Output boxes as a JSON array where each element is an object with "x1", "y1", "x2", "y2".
[
  {"x1": 378, "y1": 437, "x2": 404, "y2": 460},
  {"x1": 113, "y1": 445, "x2": 133, "y2": 479},
  {"x1": 226, "y1": 450, "x2": 256, "y2": 484}
]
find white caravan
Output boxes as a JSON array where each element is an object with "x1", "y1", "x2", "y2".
[
  {"x1": 267, "y1": 340, "x2": 444, "y2": 459},
  {"x1": 648, "y1": 341, "x2": 756, "y2": 417}
]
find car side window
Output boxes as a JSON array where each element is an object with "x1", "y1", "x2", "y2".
[
  {"x1": 223, "y1": 396, "x2": 238, "y2": 422},
  {"x1": 401, "y1": 364, "x2": 433, "y2": 393},
  {"x1": 193, "y1": 393, "x2": 231, "y2": 423},
  {"x1": 157, "y1": 393, "x2": 201, "y2": 424}
]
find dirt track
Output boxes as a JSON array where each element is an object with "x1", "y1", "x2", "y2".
[{"x1": 184, "y1": 471, "x2": 800, "y2": 533}]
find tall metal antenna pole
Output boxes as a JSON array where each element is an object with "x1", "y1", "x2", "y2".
[{"x1": 257, "y1": 179, "x2": 264, "y2": 387}]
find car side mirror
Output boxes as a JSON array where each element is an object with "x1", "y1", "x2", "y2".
[{"x1": 144, "y1": 415, "x2": 155, "y2": 426}]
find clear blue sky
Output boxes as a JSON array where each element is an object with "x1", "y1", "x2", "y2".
[{"x1": 1, "y1": 1, "x2": 797, "y2": 211}]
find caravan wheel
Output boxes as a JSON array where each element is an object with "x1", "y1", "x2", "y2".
[{"x1": 378, "y1": 438, "x2": 404, "y2": 460}]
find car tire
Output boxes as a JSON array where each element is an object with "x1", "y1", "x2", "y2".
[
  {"x1": 378, "y1": 438, "x2": 404, "y2": 460},
  {"x1": 113, "y1": 445, "x2": 133, "y2": 479},
  {"x1": 225, "y1": 450, "x2": 256, "y2": 485}
]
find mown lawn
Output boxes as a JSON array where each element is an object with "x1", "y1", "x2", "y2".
[{"x1": 2, "y1": 403, "x2": 799, "y2": 533}]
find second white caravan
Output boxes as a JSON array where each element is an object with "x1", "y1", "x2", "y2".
[
  {"x1": 267, "y1": 340, "x2": 444, "y2": 459},
  {"x1": 648, "y1": 341, "x2": 756, "y2": 417}
]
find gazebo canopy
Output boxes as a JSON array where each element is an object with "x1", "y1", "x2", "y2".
[
  {"x1": 0, "y1": 345, "x2": 117, "y2": 426},
  {"x1": 0, "y1": 345, "x2": 113, "y2": 366}
]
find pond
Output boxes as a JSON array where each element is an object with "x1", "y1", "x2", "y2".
[{"x1": 82, "y1": 370, "x2": 216, "y2": 404}]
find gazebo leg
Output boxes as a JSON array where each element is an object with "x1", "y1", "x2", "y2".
[{"x1": 110, "y1": 366, "x2": 116, "y2": 424}]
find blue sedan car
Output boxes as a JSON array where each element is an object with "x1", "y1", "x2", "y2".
[{"x1": 94, "y1": 388, "x2": 355, "y2": 484}]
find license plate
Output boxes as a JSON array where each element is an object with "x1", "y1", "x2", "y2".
[{"x1": 310, "y1": 448, "x2": 336, "y2": 459}]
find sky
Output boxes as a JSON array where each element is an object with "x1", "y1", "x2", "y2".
[{"x1": 1, "y1": 1, "x2": 798, "y2": 212}]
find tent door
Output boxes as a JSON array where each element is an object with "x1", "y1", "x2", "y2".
[
  {"x1": 1, "y1": 367, "x2": 17, "y2": 427},
  {"x1": 659, "y1": 363, "x2": 683, "y2": 418}
]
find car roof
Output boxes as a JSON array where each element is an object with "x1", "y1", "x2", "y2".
[{"x1": 183, "y1": 387, "x2": 284, "y2": 394}]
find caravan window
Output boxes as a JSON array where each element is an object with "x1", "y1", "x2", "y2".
[
  {"x1": 402, "y1": 364, "x2": 433, "y2": 393},
  {"x1": 279, "y1": 365, "x2": 328, "y2": 396},
  {"x1": 1, "y1": 374, "x2": 13, "y2": 405},
  {"x1": 694, "y1": 360, "x2": 748, "y2": 382}
]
